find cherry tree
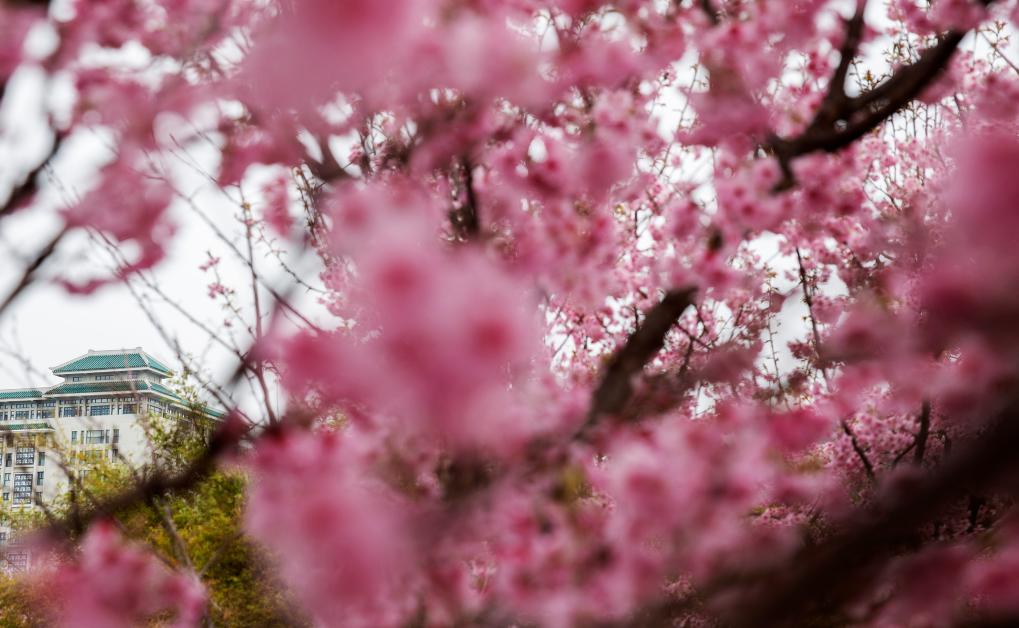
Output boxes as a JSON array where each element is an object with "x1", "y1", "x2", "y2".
[{"x1": 4, "y1": 0, "x2": 1019, "y2": 625}]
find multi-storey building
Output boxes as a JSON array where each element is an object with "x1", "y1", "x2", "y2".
[{"x1": 0, "y1": 348, "x2": 220, "y2": 569}]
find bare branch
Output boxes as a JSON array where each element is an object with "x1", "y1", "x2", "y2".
[
  {"x1": 580, "y1": 286, "x2": 697, "y2": 434},
  {"x1": 42, "y1": 417, "x2": 248, "y2": 540},
  {"x1": 914, "y1": 400, "x2": 931, "y2": 464},
  {"x1": 0, "y1": 132, "x2": 62, "y2": 220},
  {"x1": 0, "y1": 227, "x2": 66, "y2": 319},
  {"x1": 842, "y1": 419, "x2": 876, "y2": 483},
  {"x1": 449, "y1": 157, "x2": 481, "y2": 241}
]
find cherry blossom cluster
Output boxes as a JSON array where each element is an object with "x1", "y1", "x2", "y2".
[
  {"x1": 8, "y1": 0, "x2": 1019, "y2": 626},
  {"x1": 37, "y1": 523, "x2": 205, "y2": 627}
]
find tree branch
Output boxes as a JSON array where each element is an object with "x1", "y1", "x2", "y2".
[
  {"x1": 842, "y1": 419, "x2": 876, "y2": 483},
  {"x1": 449, "y1": 157, "x2": 481, "y2": 241},
  {"x1": 42, "y1": 415, "x2": 248, "y2": 541},
  {"x1": 579, "y1": 287, "x2": 697, "y2": 435},
  {"x1": 698, "y1": 0, "x2": 720, "y2": 25},
  {"x1": 914, "y1": 399, "x2": 931, "y2": 464},
  {"x1": 0, "y1": 227, "x2": 66, "y2": 319},
  {"x1": 768, "y1": 1, "x2": 997, "y2": 189},
  {"x1": 0, "y1": 131, "x2": 62, "y2": 219},
  {"x1": 721, "y1": 393, "x2": 1019, "y2": 626}
]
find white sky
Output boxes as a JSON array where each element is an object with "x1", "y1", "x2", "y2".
[{"x1": 0, "y1": 65, "x2": 325, "y2": 419}]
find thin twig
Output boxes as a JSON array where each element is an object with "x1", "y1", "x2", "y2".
[
  {"x1": 842, "y1": 419, "x2": 876, "y2": 483},
  {"x1": 0, "y1": 228, "x2": 67, "y2": 319}
]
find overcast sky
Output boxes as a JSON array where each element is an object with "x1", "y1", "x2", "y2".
[{"x1": 0, "y1": 62, "x2": 325, "y2": 418}]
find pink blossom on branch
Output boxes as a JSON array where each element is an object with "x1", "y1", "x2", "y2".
[
  {"x1": 12, "y1": 0, "x2": 1019, "y2": 626},
  {"x1": 245, "y1": 430, "x2": 417, "y2": 627},
  {"x1": 45, "y1": 523, "x2": 206, "y2": 628}
]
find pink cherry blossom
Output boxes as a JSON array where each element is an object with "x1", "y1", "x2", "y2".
[
  {"x1": 47, "y1": 523, "x2": 205, "y2": 628},
  {"x1": 9, "y1": 0, "x2": 1019, "y2": 626},
  {"x1": 245, "y1": 430, "x2": 416, "y2": 627}
]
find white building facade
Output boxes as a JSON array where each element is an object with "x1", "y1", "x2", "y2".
[{"x1": 0, "y1": 348, "x2": 220, "y2": 570}]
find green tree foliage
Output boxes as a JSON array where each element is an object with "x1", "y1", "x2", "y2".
[{"x1": 0, "y1": 382, "x2": 305, "y2": 627}]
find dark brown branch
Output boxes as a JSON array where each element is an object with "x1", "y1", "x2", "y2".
[
  {"x1": 0, "y1": 131, "x2": 62, "y2": 219},
  {"x1": 828, "y1": 3, "x2": 867, "y2": 98},
  {"x1": 914, "y1": 399, "x2": 931, "y2": 464},
  {"x1": 303, "y1": 136, "x2": 350, "y2": 183},
  {"x1": 580, "y1": 286, "x2": 697, "y2": 435},
  {"x1": 0, "y1": 227, "x2": 66, "y2": 319},
  {"x1": 891, "y1": 439, "x2": 916, "y2": 467},
  {"x1": 721, "y1": 393, "x2": 1019, "y2": 627},
  {"x1": 841, "y1": 419, "x2": 876, "y2": 482},
  {"x1": 698, "y1": 0, "x2": 719, "y2": 25},
  {"x1": 449, "y1": 157, "x2": 480, "y2": 241},
  {"x1": 768, "y1": 1, "x2": 997, "y2": 188}
]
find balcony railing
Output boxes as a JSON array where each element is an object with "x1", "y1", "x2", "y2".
[{"x1": 0, "y1": 421, "x2": 53, "y2": 432}]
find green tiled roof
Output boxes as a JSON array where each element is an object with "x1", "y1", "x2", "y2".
[
  {"x1": 53, "y1": 351, "x2": 172, "y2": 376},
  {"x1": 0, "y1": 390, "x2": 44, "y2": 400},
  {"x1": 148, "y1": 382, "x2": 183, "y2": 399},
  {"x1": 0, "y1": 349, "x2": 225, "y2": 419},
  {"x1": 42, "y1": 381, "x2": 222, "y2": 418},
  {"x1": 46, "y1": 381, "x2": 161, "y2": 396},
  {"x1": 147, "y1": 383, "x2": 224, "y2": 416}
]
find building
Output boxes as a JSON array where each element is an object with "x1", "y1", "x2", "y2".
[{"x1": 0, "y1": 348, "x2": 220, "y2": 570}]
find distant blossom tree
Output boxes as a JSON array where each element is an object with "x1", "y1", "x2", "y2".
[{"x1": 5, "y1": 0, "x2": 1019, "y2": 625}]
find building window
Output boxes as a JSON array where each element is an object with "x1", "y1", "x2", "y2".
[
  {"x1": 13, "y1": 411, "x2": 28, "y2": 420},
  {"x1": 1, "y1": 493, "x2": 7, "y2": 502},
  {"x1": 36, "y1": 472, "x2": 43, "y2": 485},
  {"x1": 81, "y1": 449, "x2": 106, "y2": 463},
  {"x1": 61, "y1": 406, "x2": 78, "y2": 417},
  {"x1": 112, "y1": 428, "x2": 120, "y2": 444},
  {"x1": 71, "y1": 431, "x2": 77, "y2": 444},
  {"x1": 15, "y1": 448, "x2": 34, "y2": 466},
  {"x1": 12, "y1": 473, "x2": 31, "y2": 504},
  {"x1": 37, "y1": 452, "x2": 44, "y2": 467},
  {"x1": 96, "y1": 375, "x2": 112, "y2": 381},
  {"x1": 121, "y1": 404, "x2": 136, "y2": 415},
  {"x1": 0, "y1": 532, "x2": 6, "y2": 544},
  {"x1": 89, "y1": 405, "x2": 111, "y2": 416},
  {"x1": 5, "y1": 550, "x2": 28, "y2": 571},
  {"x1": 71, "y1": 376, "x2": 81, "y2": 382},
  {"x1": 38, "y1": 410, "x2": 53, "y2": 419},
  {"x1": 85, "y1": 430, "x2": 106, "y2": 445},
  {"x1": 3, "y1": 454, "x2": 9, "y2": 467},
  {"x1": 2, "y1": 473, "x2": 8, "y2": 486}
]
